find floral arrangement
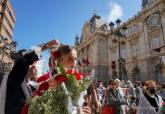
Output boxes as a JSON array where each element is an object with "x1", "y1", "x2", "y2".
[
  {"x1": 28, "y1": 64, "x2": 92, "y2": 114},
  {"x1": 29, "y1": 85, "x2": 68, "y2": 114}
]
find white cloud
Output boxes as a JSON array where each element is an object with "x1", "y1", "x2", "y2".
[{"x1": 107, "y1": 2, "x2": 123, "y2": 22}]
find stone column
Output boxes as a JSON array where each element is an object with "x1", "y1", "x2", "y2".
[
  {"x1": 161, "y1": 10, "x2": 165, "y2": 43},
  {"x1": 95, "y1": 37, "x2": 109, "y2": 82},
  {"x1": 107, "y1": 38, "x2": 112, "y2": 80},
  {"x1": 126, "y1": 40, "x2": 132, "y2": 80}
]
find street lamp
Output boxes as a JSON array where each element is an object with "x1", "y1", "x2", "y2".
[{"x1": 109, "y1": 18, "x2": 127, "y2": 80}]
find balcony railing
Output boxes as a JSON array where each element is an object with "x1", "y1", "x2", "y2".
[
  {"x1": 0, "y1": 62, "x2": 13, "y2": 72},
  {"x1": 0, "y1": 62, "x2": 13, "y2": 86}
]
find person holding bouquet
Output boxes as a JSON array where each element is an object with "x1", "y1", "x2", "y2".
[{"x1": 21, "y1": 44, "x2": 91, "y2": 114}]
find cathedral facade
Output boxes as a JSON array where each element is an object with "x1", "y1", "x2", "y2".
[{"x1": 75, "y1": 0, "x2": 165, "y2": 82}]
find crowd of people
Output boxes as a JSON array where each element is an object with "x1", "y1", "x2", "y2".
[
  {"x1": 87, "y1": 79, "x2": 165, "y2": 114},
  {"x1": 2, "y1": 40, "x2": 165, "y2": 114}
]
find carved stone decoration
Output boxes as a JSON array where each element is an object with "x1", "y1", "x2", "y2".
[
  {"x1": 142, "y1": 0, "x2": 156, "y2": 9},
  {"x1": 99, "y1": 23, "x2": 107, "y2": 32},
  {"x1": 127, "y1": 24, "x2": 139, "y2": 37},
  {"x1": 112, "y1": 38, "x2": 118, "y2": 43},
  {"x1": 146, "y1": 13, "x2": 161, "y2": 31},
  {"x1": 81, "y1": 22, "x2": 91, "y2": 42}
]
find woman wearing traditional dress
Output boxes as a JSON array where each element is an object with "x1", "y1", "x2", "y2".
[{"x1": 21, "y1": 45, "x2": 91, "y2": 114}]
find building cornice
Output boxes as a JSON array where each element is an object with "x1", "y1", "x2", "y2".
[
  {"x1": 76, "y1": 30, "x2": 109, "y2": 51},
  {"x1": 141, "y1": 0, "x2": 162, "y2": 14},
  {"x1": 125, "y1": 51, "x2": 165, "y2": 65},
  {"x1": 76, "y1": 36, "x2": 94, "y2": 51}
]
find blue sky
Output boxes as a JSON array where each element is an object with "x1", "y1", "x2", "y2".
[
  {"x1": 10, "y1": 0, "x2": 141, "y2": 50},
  {"x1": 10, "y1": 0, "x2": 142, "y2": 73}
]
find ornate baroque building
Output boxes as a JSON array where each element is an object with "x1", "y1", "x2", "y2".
[{"x1": 75, "y1": 0, "x2": 165, "y2": 82}]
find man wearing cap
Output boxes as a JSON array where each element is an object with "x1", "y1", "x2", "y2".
[{"x1": 137, "y1": 80, "x2": 163, "y2": 114}]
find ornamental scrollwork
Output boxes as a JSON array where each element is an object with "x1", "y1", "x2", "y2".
[{"x1": 146, "y1": 13, "x2": 160, "y2": 31}]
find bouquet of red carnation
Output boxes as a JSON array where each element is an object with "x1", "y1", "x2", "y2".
[{"x1": 29, "y1": 64, "x2": 92, "y2": 114}]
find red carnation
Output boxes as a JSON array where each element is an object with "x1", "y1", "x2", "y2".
[
  {"x1": 51, "y1": 40, "x2": 59, "y2": 45},
  {"x1": 74, "y1": 70, "x2": 82, "y2": 80},
  {"x1": 67, "y1": 69, "x2": 73, "y2": 74},
  {"x1": 32, "y1": 81, "x2": 49, "y2": 97},
  {"x1": 52, "y1": 50, "x2": 62, "y2": 60},
  {"x1": 67, "y1": 70, "x2": 82, "y2": 80},
  {"x1": 55, "y1": 75, "x2": 67, "y2": 83}
]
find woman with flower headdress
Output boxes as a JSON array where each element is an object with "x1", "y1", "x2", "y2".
[{"x1": 21, "y1": 44, "x2": 92, "y2": 114}]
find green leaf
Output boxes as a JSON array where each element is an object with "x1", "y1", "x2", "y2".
[{"x1": 58, "y1": 64, "x2": 67, "y2": 76}]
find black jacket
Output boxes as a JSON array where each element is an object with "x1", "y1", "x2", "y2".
[
  {"x1": 5, "y1": 58, "x2": 29, "y2": 114},
  {"x1": 5, "y1": 51, "x2": 39, "y2": 114}
]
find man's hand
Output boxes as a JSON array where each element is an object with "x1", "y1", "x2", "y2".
[{"x1": 78, "y1": 106, "x2": 91, "y2": 114}]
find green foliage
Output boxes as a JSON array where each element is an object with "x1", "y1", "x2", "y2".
[
  {"x1": 78, "y1": 78, "x2": 91, "y2": 92},
  {"x1": 65, "y1": 74, "x2": 80, "y2": 105},
  {"x1": 65, "y1": 74, "x2": 91, "y2": 106},
  {"x1": 29, "y1": 85, "x2": 69, "y2": 114},
  {"x1": 57, "y1": 64, "x2": 67, "y2": 76}
]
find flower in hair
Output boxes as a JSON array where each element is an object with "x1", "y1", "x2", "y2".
[{"x1": 51, "y1": 50, "x2": 62, "y2": 60}]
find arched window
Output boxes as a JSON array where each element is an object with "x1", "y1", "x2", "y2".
[
  {"x1": 132, "y1": 66, "x2": 140, "y2": 82},
  {"x1": 122, "y1": 65, "x2": 128, "y2": 81}
]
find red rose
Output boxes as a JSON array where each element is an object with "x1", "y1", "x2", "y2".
[{"x1": 55, "y1": 75, "x2": 67, "y2": 83}]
